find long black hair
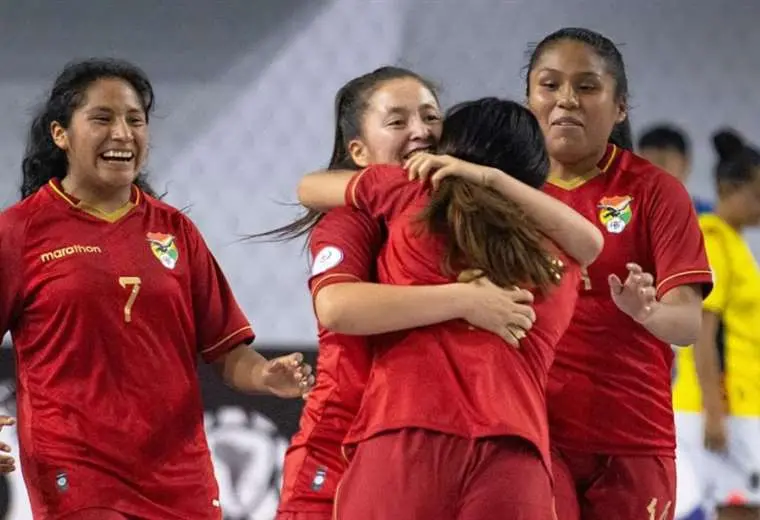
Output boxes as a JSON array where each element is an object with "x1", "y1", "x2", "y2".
[
  {"x1": 525, "y1": 27, "x2": 633, "y2": 151},
  {"x1": 253, "y1": 66, "x2": 439, "y2": 242},
  {"x1": 21, "y1": 57, "x2": 159, "y2": 200}
]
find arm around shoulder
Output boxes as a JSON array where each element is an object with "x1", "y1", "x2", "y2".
[{"x1": 297, "y1": 169, "x2": 357, "y2": 211}]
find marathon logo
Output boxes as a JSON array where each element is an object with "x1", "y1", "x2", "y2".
[{"x1": 40, "y1": 244, "x2": 102, "y2": 263}]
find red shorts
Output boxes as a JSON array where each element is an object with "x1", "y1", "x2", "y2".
[
  {"x1": 60, "y1": 509, "x2": 131, "y2": 520},
  {"x1": 552, "y1": 447, "x2": 676, "y2": 520},
  {"x1": 334, "y1": 428, "x2": 554, "y2": 520},
  {"x1": 278, "y1": 443, "x2": 345, "y2": 517}
]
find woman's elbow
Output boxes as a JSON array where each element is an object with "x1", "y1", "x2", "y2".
[
  {"x1": 674, "y1": 330, "x2": 699, "y2": 347},
  {"x1": 314, "y1": 288, "x2": 349, "y2": 332},
  {"x1": 578, "y1": 226, "x2": 605, "y2": 266},
  {"x1": 679, "y1": 313, "x2": 703, "y2": 346},
  {"x1": 297, "y1": 179, "x2": 338, "y2": 212},
  {"x1": 296, "y1": 179, "x2": 316, "y2": 208},
  {"x1": 673, "y1": 312, "x2": 702, "y2": 346}
]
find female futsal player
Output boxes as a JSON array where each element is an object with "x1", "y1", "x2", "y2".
[
  {"x1": 270, "y1": 67, "x2": 540, "y2": 520},
  {"x1": 0, "y1": 58, "x2": 313, "y2": 520},
  {"x1": 683, "y1": 129, "x2": 760, "y2": 520},
  {"x1": 525, "y1": 27, "x2": 714, "y2": 520},
  {"x1": 297, "y1": 97, "x2": 602, "y2": 519}
]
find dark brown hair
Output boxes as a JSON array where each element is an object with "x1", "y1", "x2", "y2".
[
  {"x1": 418, "y1": 98, "x2": 562, "y2": 291},
  {"x1": 253, "y1": 66, "x2": 439, "y2": 242}
]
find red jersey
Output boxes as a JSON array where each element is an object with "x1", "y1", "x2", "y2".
[
  {"x1": 543, "y1": 144, "x2": 713, "y2": 456},
  {"x1": 0, "y1": 180, "x2": 254, "y2": 519},
  {"x1": 278, "y1": 207, "x2": 382, "y2": 514},
  {"x1": 342, "y1": 165, "x2": 581, "y2": 471}
]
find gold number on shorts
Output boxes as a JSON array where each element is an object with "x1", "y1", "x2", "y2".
[
  {"x1": 647, "y1": 498, "x2": 672, "y2": 520},
  {"x1": 580, "y1": 266, "x2": 592, "y2": 290},
  {"x1": 118, "y1": 276, "x2": 142, "y2": 323}
]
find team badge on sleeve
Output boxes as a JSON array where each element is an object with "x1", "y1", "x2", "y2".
[
  {"x1": 598, "y1": 196, "x2": 633, "y2": 234},
  {"x1": 311, "y1": 246, "x2": 344, "y2": 276},
  {"x1": 146, "y1": 232, "x2": 179, "y2": 269}
]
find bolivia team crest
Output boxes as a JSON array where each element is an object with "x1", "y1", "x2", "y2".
[
  {"x1": 146, "y1": 232, "x2": 179, "y2": 269},
  {"x1": 598, "y1": 195, "x2": 633, "y2": 234}
]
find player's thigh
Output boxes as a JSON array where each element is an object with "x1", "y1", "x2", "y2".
[
  {"x1": 705, "y1": 416, "x2": 760, "y2": 509},
  {"x1": 60, "y1": 508, "x2": 130, "y2": 520},
  {"x1": 582, "y1": 455, "x2": 676, "y2": 520},
  {"x1": 334, "y1": 428, "x2": 461, "y2": 520},
  {"x1": 551, "y1": 448, "x2": 581, "y2": 520},
  {"x1": 458, "y1": 437, "x2": 555, "y2": 520}
]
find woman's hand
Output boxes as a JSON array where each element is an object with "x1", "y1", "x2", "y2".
[
  {"x1": 0, "y1": 416, "x2": 15, "y2": 474},
  {"x1": 257, "y1": 353, "x2": 315, "y2": 399},
  {"x1": 457, "y1": 270, "x2": 536, "y2": 347},
  {"x1": 405, "y1": 152, "x2": 497, "y2": 190},
  {"x1": 608, "y1": 263, "x2": 658, "y2": 323}
]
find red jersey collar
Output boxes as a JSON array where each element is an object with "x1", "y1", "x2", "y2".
[
  {"x1": 47, "y1": 178, "x2": 141, "y2": 223},
  {"x1": 597, "y1": 143, "x2": 620, "y2": 174}
]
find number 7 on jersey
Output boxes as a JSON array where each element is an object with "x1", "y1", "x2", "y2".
[{"x1": 118, "y1": 276, "x2": 142, "y2": 323}]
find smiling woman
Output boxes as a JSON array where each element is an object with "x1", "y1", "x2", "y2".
[
  {"x1": 525, "y1": 27, "x2": 714, "y2": 520},
  {"x1": 0, "y1": 58, "x2": 315, "y2": 520},
  {"x1": 50, "y1": 77, "x2": 148, "y2": 212},
  {"x1": 21, "y1": 59, "x2": 159, "y2": 205}
]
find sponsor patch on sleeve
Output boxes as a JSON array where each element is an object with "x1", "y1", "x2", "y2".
[{"x1": 311, "y1": 246, "x2": 344, "y2": 276}]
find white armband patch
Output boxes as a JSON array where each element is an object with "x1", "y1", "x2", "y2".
[{"x1": 311, "y1": 246, "x2": 344, "y2": 276}]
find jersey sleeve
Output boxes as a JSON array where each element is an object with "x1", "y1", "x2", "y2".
[
  {"x1": 646, "y1": 173, "x2": 714, "y2": 299},
  {"x1": 181, "y1": 215, "x2": 255, "y2": 363},
  {"x1": 700, "y1": 225, "x2": 731, "y2": 315},
  {"x1": 308, "y1": 206, "x2": 384, "y2": 298},
  {"x1": 345, "y1": 165, "x2": 421, "y2": 222},
  {"x1": 0, "y1": 210, "x2": 24, "y2": 335}
]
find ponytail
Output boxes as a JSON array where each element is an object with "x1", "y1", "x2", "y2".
[
  {"x1": 248, "y1": 90, "x2": 357, "y2": 242},
  {"x1": 250, "y1": 66, "x2": 439, "y2": 242},
  {"x1": 608, "y1": 119, "x2": 633, "y2": 151}
]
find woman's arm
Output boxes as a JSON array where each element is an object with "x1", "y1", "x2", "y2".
[
  {"x1": 405, "y1": 153, "x2": 603, "y2": 266},
  {"x1": 693, "y1": 310, "x2": 729, "y2": 451},
  {"x1": 297, "y1": 169, "x2": 355, "y2": 211},
  {"x1": 315, "y1": 278, "x2": 536, "y2": 345},
  {"x1": 213, "y1": 345, "x2": 314, "y2": 398},
  {"x1": 608, "y1": 264, "x2": 703, "y2": 345},
  {"x1": 480, "y1": 170, "x2": 603, "y2": 266},
  {"x1": 638, "y1": 284, "x2": 703, "y2": 345},
  {"x1": 308, "y1": 203, "x2": 537, "y2": 346},
  {"x1": 639, "y1": 170, "x2": 714, "y2": 344},
  {"x1": 693, "y1": 311, "x2": 725, "y2": 418}
]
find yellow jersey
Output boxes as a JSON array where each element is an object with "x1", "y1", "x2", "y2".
[{"x1": 673, "y1": 214, "x2": 760, "y2": 416}]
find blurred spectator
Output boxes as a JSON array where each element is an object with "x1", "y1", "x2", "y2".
[{"x1": 638, "y1": 124, "x2": 713, "y2": 214}]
